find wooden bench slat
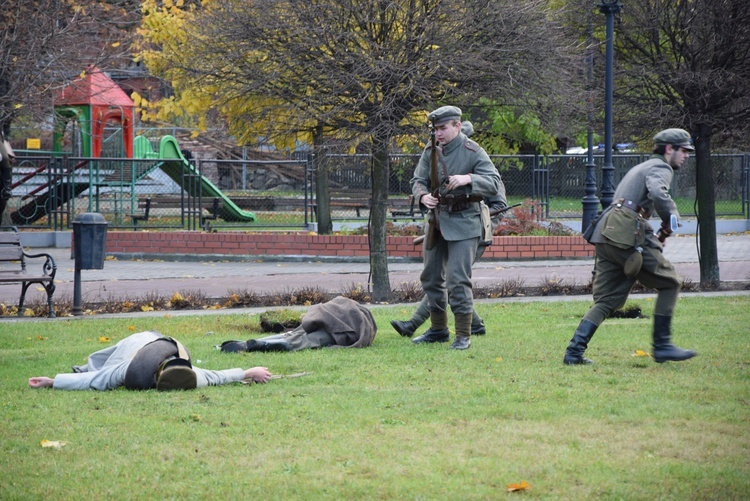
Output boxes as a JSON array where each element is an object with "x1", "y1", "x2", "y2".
[{"x1": 0, "y1": 248, "x2": 24, "y2": 260}]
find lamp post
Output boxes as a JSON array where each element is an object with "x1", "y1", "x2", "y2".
[
  {"x1": 581, "y1": 19, "x2": 599, "y2": 232},
  {"x1": 598, "y1": 0, "x2": 622, "y2": 210}
]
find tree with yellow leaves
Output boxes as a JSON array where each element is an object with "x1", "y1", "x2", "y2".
[{"x1": 138, "y1": 0, "x2": 577, "y2": 301}]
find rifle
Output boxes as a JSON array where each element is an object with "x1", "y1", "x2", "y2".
[
  {"x1": 413, "y1": 203, "x2": 521, "y2": 246},
  {"x1": 423, "y1": 119, "x2": 440, "y2": 250}
]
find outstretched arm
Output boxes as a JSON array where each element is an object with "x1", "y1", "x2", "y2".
[{"x1": 29, "y1": 377, "x2": 54, "y2": 388}]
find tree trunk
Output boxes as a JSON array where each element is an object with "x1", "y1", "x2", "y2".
[
  {"x1": 693, "y1": 123, "x2": 720, "y2": 289},
  {"x1": 369, "y1": 137, "x2": 391, "y2": 302},
  {"x1": 313, "y1": 125, "x2": 332, "y2": 234}
]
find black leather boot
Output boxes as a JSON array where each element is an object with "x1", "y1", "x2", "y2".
[
  {"x1": 219, "y1": 340, "x2": 249, "y2": 353},
  {"x1": 246, "y1": 338, "x2": 293, "y2": 352},
  {"x1": 390, "y1": 319, "x2": 416, "y2": 337},
  {"x1": 471, "y1": 315, "x2": 486, "y2": 335},
  {"x1": 652, "y1": 315, "x2": 696, "y2": 363},
  {"x1": 413, "y1": 310, "x2": 449, "y2": 344},
  {"x1": 563, "y1": 319, "x2": 598, "y2": 365},
  {"x1": 412, "y1": 328, "x2": 450, "y2": 344},
  {"x1": 450, "y1": 313, "x2": 473, "y2": 350}
]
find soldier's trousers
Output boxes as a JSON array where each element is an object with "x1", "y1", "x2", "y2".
[
  {"x1": 421, "y1": 235, "x2": 479, "y2": 316},
  {"x1": 258, "y1": 327, "x2": 336, "y2": 351},
  {"x1": 583, "y1": 243, "x2": 682, "y2": 326}
]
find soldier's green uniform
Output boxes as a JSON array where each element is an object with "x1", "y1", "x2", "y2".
[
  {"x1": 410, "y1": 107, "x2": 502, "y2": 350},
  {"x1": 391, "y1": 122, "x2": 507, "y2": 338},
  {"x1": 565, "y1": 128, "x2": 697, "y2": 365}
]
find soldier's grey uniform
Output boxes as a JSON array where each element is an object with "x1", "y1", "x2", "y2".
[
  {"x1": 411, "y1": 107, "x2": 501, "y2": 346},
  {"x1": 585, "y1": 155, "x2": 682, "y2": 323},
  {"x1": 565, "y1": 128, "x2": 697, "y2": 365}
]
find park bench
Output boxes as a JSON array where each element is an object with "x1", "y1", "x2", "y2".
[
  {"x1": 130, "y1": 197, "x2": 151, "y2": 229},
  {"x1": 0, "y1": 228, "x2": 57, "y2": 317},
  {"x1": 389, "y1": 195, "x2": 421, "y2": 222},
  {"x1": 129, "y1": 197, "x2": 221, "y2": 230},
  {"x1": 309, "y1": 198, "x2": 370, "y2": 220}
]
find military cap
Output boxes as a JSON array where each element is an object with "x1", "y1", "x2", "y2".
[
  {"x1": 460, "y1": 120, "x2": 474, "y2": 137},
  {"x1": 653, "y1": 128, "x2": 694, "y2": 152},
  {"x1": 428, "y1": 106, "x2": 462, "y2": 126}
]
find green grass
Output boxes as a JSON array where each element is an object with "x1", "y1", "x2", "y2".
[{"x1": 2, "y1": 296, "x2": 749, "y2": 499}]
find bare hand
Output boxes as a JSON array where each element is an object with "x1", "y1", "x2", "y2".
[
  {"x1": 29, "y1": 377, "x2": 54, "y2": 388},
  {"x1": 244, "y1": 367, "x2": 272, "y2": 383},
  {"x1": 445, "y1": 174, "x2": 472, "y2": 191},
  {"x1": 421, "y1": 193, "x2": 438, "y2": 209}
]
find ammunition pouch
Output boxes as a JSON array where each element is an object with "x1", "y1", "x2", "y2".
[
  {"x1": 601, "y1": 204, "x2": 647, "y2": 250},
  {"x1": 438, "y1": 193, "x2": 483, "y2": 213}
]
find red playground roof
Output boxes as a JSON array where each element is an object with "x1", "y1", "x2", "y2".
[{"x1": 55, "y1": 67, "x2": 134, "y2": 107}]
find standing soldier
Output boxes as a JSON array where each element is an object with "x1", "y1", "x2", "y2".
[
  {"x1": 410, "y1": 106, "x2": 502, "y2": 350},
  {"x1": 564, "y1": 128, "x2": 697, "y2": 365},
  {"x1": 391, "y1": 121, "x2": 508, "y2": 339}
]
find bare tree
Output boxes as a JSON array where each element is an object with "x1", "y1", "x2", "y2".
[
  {"x1": 611, "y1": 0, "x2": 750, "y2": 288},
  {"x1": 141, "y1": 0, "x2": 578, "y2": 301},
  {"x1": 0, "y1": 0, "x2": 139, "y2": 134},
  {"x1": 0, "y1": 0, "x2": 140, "y2": 221}
]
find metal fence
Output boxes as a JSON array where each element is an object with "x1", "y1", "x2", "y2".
[{"x1": 3, "y1": 152, "x2": 748, "y2": 232}]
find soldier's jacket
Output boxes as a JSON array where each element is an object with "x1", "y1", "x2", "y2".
[
  {"x1": 589, "y1": 155, "x2": 680, "y2": 250},
  {"x1": 411, "y1": 132, "x2": 502, "y2": 241}
]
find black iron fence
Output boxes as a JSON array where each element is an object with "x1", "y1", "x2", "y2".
[{"x1": 3, "y1": 152, "x2": 748, "y2": 231}]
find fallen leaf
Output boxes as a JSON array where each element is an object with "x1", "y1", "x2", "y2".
[
  {"x1": 632, "y1": 350, "x2": 651, "y2": 357},
  {"x1": 98, "y1": 336, "x2": 110, "y2": 343},
  {"x1": 41, "y1": 439, "x2": 67, "y2": 449},
  {"x1": 507, "y1": 480, "x2": 530, "y2": 492}
]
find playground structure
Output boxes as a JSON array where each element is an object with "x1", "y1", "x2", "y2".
[
  {"x1": 3, "y1": 69, "x2": 747, "y2": 231},
  {"x1": 4, "y1": 67, "x2": 257, "y2": 230}
]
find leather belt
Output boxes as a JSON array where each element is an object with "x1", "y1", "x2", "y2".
[
  {"x1": 438, "y1": 193, "x2": 483, "y2": 205},
  {"x1": 613, "y1": 199, "x2": 643, "y2": 214},
  {"x1": 438, "y1": 193, "x2": 483, "y2": 213}
]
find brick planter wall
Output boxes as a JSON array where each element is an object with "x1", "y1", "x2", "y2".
[{"x1": 106, "y1": 231, "x2": 594, "y2": 260}]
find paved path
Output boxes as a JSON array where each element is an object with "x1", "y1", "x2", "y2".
[{"x1": 1, "y1": 234, "x2": 747, "y2": 313}]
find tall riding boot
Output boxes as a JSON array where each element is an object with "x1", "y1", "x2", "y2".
[
  {"x1": 246, "y1": 335, "x2": 293, "y2": 352},
  {"x1": 563, "y1": 319, "x2": 598, "y2": 365},
  {"x1": 412, "y1": 310, "x2": 450, "y2": 344},
  {"x1": 652, "y1": 315, "x2": 696, "y2": 363},
  {"x1": 450, "y1": 313, "x2": 473, "y2": 350}
]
